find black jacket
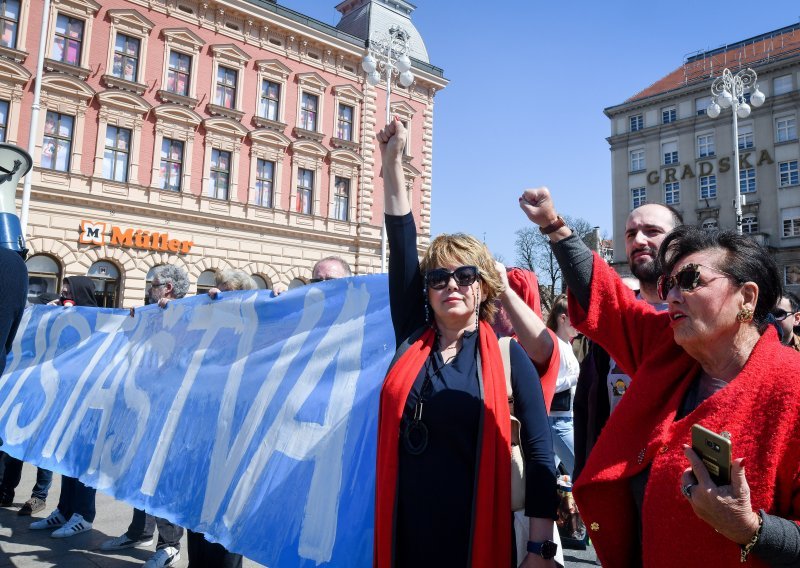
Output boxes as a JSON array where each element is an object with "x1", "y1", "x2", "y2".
[
  {"x1": 64, "y1": 276, "x2": 97, "y2": 307},
  {"x1": 0, "y1": 248, "x2": 27, "y2": 376}
]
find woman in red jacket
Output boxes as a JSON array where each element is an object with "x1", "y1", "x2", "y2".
[{"x1": 519, "y1": 187, "x2": 800, "y2": 567}]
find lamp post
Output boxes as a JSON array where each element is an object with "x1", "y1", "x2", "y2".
[
  {"x1": 362, "y1": 25, "x2": 415, "y2": 273},
  {"x1": 706, "y1": 68, "x2": 766, "y2": 235}
]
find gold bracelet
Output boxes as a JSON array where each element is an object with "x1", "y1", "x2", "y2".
[{"x1": 740, "y1": 511, "x2": 764, "y2": 563}]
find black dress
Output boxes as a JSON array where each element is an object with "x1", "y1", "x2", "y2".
[{"x1": 386, "y1": 213, "x2": 558, "y2": 568}]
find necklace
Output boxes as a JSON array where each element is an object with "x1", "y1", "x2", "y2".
[{"x1": 402, "y1": 341, "x2": 451, "y2": 455}]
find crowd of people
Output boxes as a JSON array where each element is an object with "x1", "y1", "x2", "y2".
[{"x1": 0, "y1": 118, "x2": 799, "y2": 567}]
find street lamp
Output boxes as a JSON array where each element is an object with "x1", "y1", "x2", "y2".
[
  {"x1": 362, "y1": 26, "x2": 415, "y2": 273},
  {"x1": 706, "y1": 68, "x2": 766, "y2": 235}
]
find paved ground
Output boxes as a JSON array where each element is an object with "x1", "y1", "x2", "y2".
[
  {"x1": 0, "y1": 462, "x2": 599, "y2": 567},
  {"x1": 0, "y1": 463, "x2": 265, "y2": 567}
]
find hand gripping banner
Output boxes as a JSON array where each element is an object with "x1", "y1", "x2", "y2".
[{"x1": 0, "y1": 275, "x2": 394, "y2": 567}]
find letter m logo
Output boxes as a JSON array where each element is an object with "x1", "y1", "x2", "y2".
[{"x1": 79, "y1": 220, "x2": 106, "y2": 245}]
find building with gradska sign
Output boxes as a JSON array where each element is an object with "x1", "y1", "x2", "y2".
[{"x1": 605, "y1": 23, "x2": 800, "y2": 288}]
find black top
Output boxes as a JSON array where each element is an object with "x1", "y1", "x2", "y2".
[
  {"x1": 64, "y1": 276, "x2": 98, "y2": 307},
  {"x1": 387, "y1": 213, "x2": 558, "y2": 568},
  {"x1": 0, "y1": 248, "x2": 27, "y2": 377}
]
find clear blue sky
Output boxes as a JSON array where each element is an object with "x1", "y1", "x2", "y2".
[{"x1": 282, "y1": 1, "x2": 799, "y2": 262}]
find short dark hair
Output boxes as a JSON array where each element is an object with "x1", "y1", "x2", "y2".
[
  {"x1": 631, "y1": 202, "x2": 683, "y2": 228},
  {"x1": 657, "y1": 226, "x2": 781, "y2": 329},
  {"x1": 783, "y1": 291, "x2": 800, "y2": 312}
]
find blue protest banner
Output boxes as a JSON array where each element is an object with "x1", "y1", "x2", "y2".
[{"x1": 0, "y1": 275, "x2": 394, "y2": 567}]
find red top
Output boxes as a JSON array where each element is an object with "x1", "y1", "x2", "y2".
[{"x1": 569, "y1": 253, "x2": 800, "y2": 567}]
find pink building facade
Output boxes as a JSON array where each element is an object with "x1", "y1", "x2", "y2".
[{"x1": 1, "y1": 0, "x2": 446, "y2": 307}]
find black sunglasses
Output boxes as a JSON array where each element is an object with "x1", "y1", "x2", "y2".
[
  {"x1": 425, "y1": 266, "x2": 480, "y2": 290},
  {"x1": 657, "y1": 263, "x2": 738, "y2": 301},
  {"x1": 771, "y1": 308, "x2": 797, "y2": 321}
]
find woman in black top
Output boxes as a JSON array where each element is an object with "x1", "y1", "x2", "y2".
[{"x1": 374, "y1": 119, "x2": 558, "y2": 568}]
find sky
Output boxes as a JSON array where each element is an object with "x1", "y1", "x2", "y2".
[{"x1": 281, "y1": 1, "x2": 800, "y2": 263}]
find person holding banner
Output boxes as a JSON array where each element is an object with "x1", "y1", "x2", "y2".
[
  {"x1": 375, "y1": 118, "x2": 559, "y2": 568},
  {"x1": 31, "y1": 276, "x2": 98, "y2": 538}
]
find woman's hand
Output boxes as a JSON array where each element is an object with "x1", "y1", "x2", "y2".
[
  {"x1": 495, "y1": 261, "x2": 509, "y2": 295},
  {"x1": 681, "y1": 445, "x2": 761, "y2": 545},
  {"x1": 519, "y1": 553, "x2": 556, "y2": 568},
  {"x1": 272, "y1": 282, "x2": 288, "y2": 296},
  {"x1": 377, "y1": 118, "x2": 406, "y2": 170},
  {"x1": 377, "y1": 118, "x2": 410, "y2": 216},
  {"x1": 207, "y1": 287, "x2": 221, "y2": 299}
]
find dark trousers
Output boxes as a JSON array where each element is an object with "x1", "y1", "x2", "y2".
[
  {"x1": 187, "y1": 530, "x2": 243, "y2": 568},
  {"x1": 0, "y1": 453, "x2": 52, "y2": 500},
  {"x1": 127, "y1": 507, "x2": 183, "y2": 549},
  {"x1": 57, "y1": 476, "x2": 96, "y2": 522}
]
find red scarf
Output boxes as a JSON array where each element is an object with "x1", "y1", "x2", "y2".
[{"x1": 374, "y1": 322, "x2": 511, "y2": 568}]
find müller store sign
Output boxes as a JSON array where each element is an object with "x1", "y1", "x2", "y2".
[
  {"x1": 645, "y1": 149, "x2": 774, "y2": 185},
  {"x1": 79, "y1": 220, "x2": 194, "y2": 255}
]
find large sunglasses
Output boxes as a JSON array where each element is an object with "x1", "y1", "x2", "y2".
[
  {"x1": 425, "y1": 266, "x2": 480, "y2": 290},
  {"x1": 771, "y1": 308, "x2": 797, "y2": 321},
  {"x1": 657, "y1": 263, "x2": 738, "y2": 301}
]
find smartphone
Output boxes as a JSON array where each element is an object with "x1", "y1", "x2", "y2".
[{"x1": 691, "y1": 424, "x2": 732, "y2": 486}]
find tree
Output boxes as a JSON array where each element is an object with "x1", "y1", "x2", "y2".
[{"x1": 514, "y1": 215, "x2": 597, "y2": 312}]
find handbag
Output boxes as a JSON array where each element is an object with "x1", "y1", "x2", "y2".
[{"x1": 499, "y1": 337, "x2": 525, "y2": 511}]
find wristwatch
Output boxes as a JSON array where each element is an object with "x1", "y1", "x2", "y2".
[{"x1": 527, "y1": 539, "x2": 558, "y2": 559}]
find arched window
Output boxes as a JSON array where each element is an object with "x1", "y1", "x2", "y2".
[
  {"x1": 288, "y1": 277, "x2": 306, "y2": 290},
  {"x1": 251, "y1": 274, "x2": 270, "y2": 290},
  {"x1": 87, "y1": 260, "x2": 120, "y2": 307},
  {"x1": 25, "y1": 254, "x2": 61, "y2": 299},
  {"x1": 702, "y1": 218, "x2": 718, "y2": 231},
  {"x1": 196, "y1": 269, "x2": 217, "y2": 295},
  {"x1": 742, "y1": 214, "x2": 758, "y2": 234}
]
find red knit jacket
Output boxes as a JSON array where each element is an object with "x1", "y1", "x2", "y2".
[{"x1": 569, "y1": 254, "x2": 800, "y2": 567}]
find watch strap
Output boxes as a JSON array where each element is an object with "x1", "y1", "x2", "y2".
[{"x1": 539, "y1": 215, "x2": 566, "y2": 235}]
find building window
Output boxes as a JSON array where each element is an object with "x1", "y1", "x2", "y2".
[
  {"x1": 629, "y1": 114, "x2": 643, "y2": 132},
  {"x1": 336, "y1": 104, "x2": 354, "y2": 141},
  {"x1": 0, "y1": 99, "x2": 8, "y2": 143},
  {"x1": 661, "y1": 106, "x2": 676, "y2": 124},
  {"x1": 738, "y1": 123, "x2": 754, "y2": 149},
  {"x1": 52, "y1": 14, "x2": 84, "y2": 66},
  {"x1": 197, "y1": 270, "x2": 216, "y2": 295},
  {"x1": 776, "y1": 116, "x2": 797, "y2": 143},
  {"x1": 254, "y1": 158, "x2": 274, "y2": 207},
  {"x1": 26, "y1": 254, "x2": 61, "y2": 298},
  {"x1": 662, "y1": 141, "x2": 678, "y2": 165},
  {"x1": 209, "y1": 148, "x2": 231, "y2": 199},
  {"x1": 742, "y1": 214, "x2": 758, "y2": 234},
  {"x1": 629, "y1": 148, "x2": 645, "y2": 172},
  {"x1": 160, "y1": 138, "x2": 183, "y2": 191},
  {"x1": 296, "y1": 167, "x2": 313, "y2": 214},
  {"x1": 774, "y1": 75, "x2": 793, "y2": 96},
  {"x1": 214, "y1": 66, "x2": 237, "y2": 109},
  {"x1": 112, "y1": 33, "x2": 140, "y2": 83},
  {"x1": 102, "y1": 125, "x2": 131, "y2": 182},
  {"x1": 699, "y1": 175, "x2": 717, "y2": 199},
  {"x1": 166, "y1": 51, "x2": 191, "y2": 97},
  {"x1": 664, "y1": 181, "x2": 680, "y2": 205},
  {"x1": 697, "y1": 133, "x2": 715, "y2": 158},
  {"x1": 333, "y1": 176, "x2": 350, "y2": 221},
  {"x1": 631, "y1": 187, "x2": 646, "y2": 209},
  {"x1": 695, "y1": 96, "x2": 711, "y2": 116},
  {"x1": 783, "y1": 218, "x2": 800, "y2": 237},
  {"x1": 0, "y1": 0, "x2": 20, "y2": 49},
  {"x1": 258, "y1": 80, "x2": 280, "y2": 121},
  {"x1": 300, "y1": 93, "x2": 318, "y2": 131},
  {"x1": 88, "y1": 261, "x2": 120, "y2": 308},
  {"x1": 702, "y1": 218, "x2": 718, "y2": 231},
  {"x1": 42, "y1": 111, "x2": 73, "y2": 171},
  {"x1": 780, "y1": 160, "x2": 799, "y2": 187},
  {"x1": 740, "y1": 168, "x2": 756, "y2": 194}
]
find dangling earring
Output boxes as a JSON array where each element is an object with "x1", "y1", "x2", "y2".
[
  {"x1": 423, "y1": 279, "x2": 431, "y2": 326},
  {"x1": 474, "y1": 285, "x2": 480, "y2": 332},
  {"x1": 737, "y1": 306, "x2": 754, "y2": 323}
]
